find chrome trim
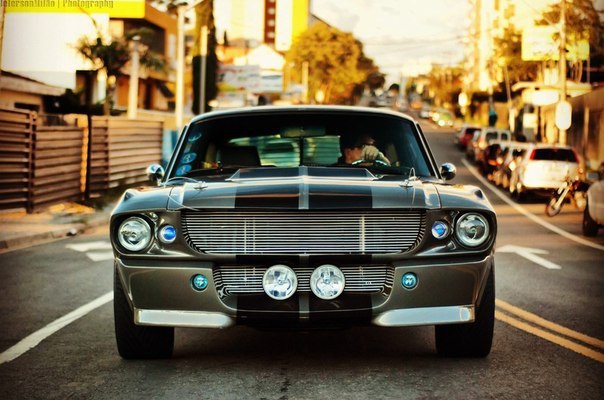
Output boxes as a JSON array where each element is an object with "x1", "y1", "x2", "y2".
[
  {"x1": 183, "y1": 211, "x2": 425, "y2": 255},
  {"x1": 213, "y1": 265, "x2": 394, "y2": 298},
  {"x1": 372, "y1": 305, "x2": 474, "y2": 327},
  {"x1": 135, "y1": 309, "x2": 235, "y2": 328}
]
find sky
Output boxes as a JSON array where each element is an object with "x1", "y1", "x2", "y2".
[{"x1": 310, "y1": 0, "x2": 473, "y2": 83}]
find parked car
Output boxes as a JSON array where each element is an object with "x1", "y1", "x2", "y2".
[
  {"x1": 432, "y1": 108, "x2": 454, "y2": 128},
  {"x1": 456, "y1": 124, "x2": 481, "y2": 150},
  {"x1": 509, "y1": 143, "x2": 581, "y2": 200},
  {"x1": 583, "y1": 165, "x2": 604, "y2": 236},
  {"x1": 491, "y1": 142, "x2": 531, "y2": 190},
  {"x1": 110, "y1": 106, "x2": 497, "y2": 359},
  {"x1": 468, "y1": 127, "x2": 512, "y2": 165}
]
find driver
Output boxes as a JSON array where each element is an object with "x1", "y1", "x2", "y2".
[{"x1": 338, "y1": 133, "x2": 390, "y2": 165}]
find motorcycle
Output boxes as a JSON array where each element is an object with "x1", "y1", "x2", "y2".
[{"x1": 545, "y1": 176, "x2": 590, "y2": 217}]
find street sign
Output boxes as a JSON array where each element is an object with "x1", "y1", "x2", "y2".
[{"x1": 555, "y1": 101, "x2": 572, "y2": 130}]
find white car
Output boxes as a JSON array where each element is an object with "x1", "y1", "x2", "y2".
[
  {"x1": 467, "y1": 127, "x2": 511, "y2": 163},
  {"x1": 509, "y1": 143, "x2": 580, "y2": 200},
  {"x1": 584, "y1": 179, "x2": 604, "y2": 236}
]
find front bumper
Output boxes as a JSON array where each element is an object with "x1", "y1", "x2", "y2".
[{"x1": 115, "y1": 254, "x2": 493, "y2": 328}]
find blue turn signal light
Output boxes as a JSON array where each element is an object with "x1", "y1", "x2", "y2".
[
  {"x1": 159, "y1": 225, "x2": 177, "y2": 243},
  {"x1": 401, "y1": 272, "x2": 418, "y2": 290},
  {"x1": 431, "y1": 221, "x2": 449, "y2": 239},
  {"x1": 191, "y1": 274, "x2": 208, "y2": 291}
]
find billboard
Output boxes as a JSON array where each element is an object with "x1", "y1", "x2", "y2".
[
  {"x1": 522, "y1": 26, "x2": 589, "y2": 62},
  {"x1": 5, "y1": 0, "x2": 145, "y2": 18}
]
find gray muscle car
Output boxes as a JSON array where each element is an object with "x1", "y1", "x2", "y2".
[{"x1": 111, "y1": 106, "x2": 497, "y2": 359}]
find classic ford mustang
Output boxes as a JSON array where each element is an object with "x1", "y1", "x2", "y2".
[{"x1": 110, "y1": 106, "x2": 497, "y2": 359}]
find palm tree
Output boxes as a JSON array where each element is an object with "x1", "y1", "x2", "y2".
[{"x1": 75, "y1": 19, "x2": 166, "y2": 115}]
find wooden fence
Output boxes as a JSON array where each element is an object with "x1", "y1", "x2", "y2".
[
  {"x1": 0, "y1": 109, "x2": 35, "y2": 212},
  {"x1": 89, "y1": 117, "x2": 163, "y2": 197},
  {"x1": 0, "y1": 108, "x2": 164, "y2": 212},
  {"x1": 32, "y1": 126, "x2": 84, "y2": 210}
]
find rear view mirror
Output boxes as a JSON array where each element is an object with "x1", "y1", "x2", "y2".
[
  {"x1": 146, "y1": 164, "x2": 165, "y2": 186},
  {"x1": 440, "y1": 163, "x2": 456, "y2": 181}
]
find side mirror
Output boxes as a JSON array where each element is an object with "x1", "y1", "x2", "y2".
[
  {"x1": 440, "y1": 163, "x2": 456, "y2": 181},
  {"x1": 146, "y1": 164, "x2": 165, "y2": 185}
]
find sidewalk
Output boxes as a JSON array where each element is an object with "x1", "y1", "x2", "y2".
[{"x1": 0, "y1": 201, "x2": 116, "y2": 253}]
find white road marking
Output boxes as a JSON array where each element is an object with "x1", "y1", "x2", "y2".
[
  {"x1": 66, "y1": 241, "x2": 114, "y2": 261},
  {"x1": 498, "y1": 245, "x2": 562, "y2": 270},
  {"x1": 86, "y1": 252, "x2": 115, "y2": 262},
  {"x1": 0, "y1": 291, "x2": 113, "y2": 365},
  {"x1": 461, "y1": 158, "x2": 604, "y2": 252},
  {"x1": 66, "y1": 241, "x2": 112, "y2": 252}
]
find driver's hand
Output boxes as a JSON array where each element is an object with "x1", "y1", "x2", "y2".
[{"x1": 361, "y1": 145, "x2": 390, "y2": 165}]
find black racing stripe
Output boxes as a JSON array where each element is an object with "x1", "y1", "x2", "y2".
[
  {"x1": 236, "y1": 293, "x2": 300, "y2": 327},
  {"x1": 308, "y1": 183, "x2": 372, "y2": 209},
  {"x1": 308, "y1": 294, "x2": 372, "y2": 325},
  {"x1": 234, "y1": 184, "x2": 299, "y2": 209}
]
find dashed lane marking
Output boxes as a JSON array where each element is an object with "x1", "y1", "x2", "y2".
[{"x1": 66, "y1": 241, "x2": 114, "y2": 262}]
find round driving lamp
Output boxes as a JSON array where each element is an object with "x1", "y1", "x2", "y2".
[
  {"x1": 117, "y1": 217, "x2": 152, "y2": 252},
  {"x1": 263, "y1": 265, "x2": 298, "y2": 300},
  {"x1": 310, "y1": 264, "x2": 345, "y2": 300},
  {"x1": 159, "y1": 225, "x2": 177, "y2": 243},
  {"x1": 455, "y1": 213, "x2": 489, "y2": 247}
]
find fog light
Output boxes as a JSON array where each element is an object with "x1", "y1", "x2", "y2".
[
  {"x1": 191, "y1": 274, "x2": 208, "y2": 291},
  {"x1": 431, "y1": 221, "x2": 449, "y2": 239},
  {"x1": 310, "y1": 264, "x2": 345, "y2": 300},
  {"x1": 263, "y1": 265, "x2": 297, "y2": 300},
  {"x1": 159, "y1": 225, "x2": 177, "y2": 243},
  {"x1": 401, "y1": 272, "x2": 418, "y2": 290}
]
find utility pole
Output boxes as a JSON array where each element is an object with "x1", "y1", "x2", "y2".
[
  {"x1": 199, "y1": 24, "x2": 208, "y2": 114},
  {"x1": 127, "y1": 36, "x2": 141, "y2": 119},
  {"x1": 175, "y1": 4, "x2": 185, "y2": 132},
  {"x1": 559, "y1": 0, "x2": 567, "y2": 143}
]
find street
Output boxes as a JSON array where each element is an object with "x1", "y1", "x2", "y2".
[{"x1": 0, "y1": 124, "x2": 603, "y2": 400}]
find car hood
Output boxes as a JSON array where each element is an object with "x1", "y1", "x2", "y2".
[
  {"x1": 165, "y1": 167, "x2": 438, "y2": 210},
  {"x1": 161, "y1": 167, "x2": 488, "y2": 211}
]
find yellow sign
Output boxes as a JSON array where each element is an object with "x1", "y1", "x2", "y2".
[
  {"x1": 522, "y1": 26, "x2": 589, "y2": 61},
  {"x1": 5, "y1": 0, "x2": 145, "y2": 18}
]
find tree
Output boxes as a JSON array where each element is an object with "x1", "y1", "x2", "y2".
[
  {"x1": 75, "y1": 20, "x2": 166, "y2": 115},
  {"x1": 494, "y1": 26, "x2": 540, "y2": 85},
  {"x1": 537, "y1": 0, "x2": 604, "y2": 82},
  {"x1": 285, "y1": 22, "x2": 367, "y2": 104}
]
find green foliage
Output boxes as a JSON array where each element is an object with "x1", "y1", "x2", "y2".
[
  {"x1": 537, "y1": 0, "x2": 604, "y2": 81},
  {"x1": 286, "y1": 22, "x2": 368, "y2": 104},
  {"x1": 75, "y1": 22, "x2": 166, "y2": 114},
  {"x1": 494, "y1": 26, "x2": 539, "y2": 85}
]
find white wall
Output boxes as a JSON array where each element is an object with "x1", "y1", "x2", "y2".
[{"x1": 2, "y1": 13, "x2": 109, "y2": 89}]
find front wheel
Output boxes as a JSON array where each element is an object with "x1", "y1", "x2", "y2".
[
  {"x1": 114, "y1": 268, "x2": 174, "y2": 359},
  {"x1": 435, "y1": 264, "x2": 495, "y2": 358},
  {"x1": 545, "y1": 196, "x2": 563, "y2": 217}
]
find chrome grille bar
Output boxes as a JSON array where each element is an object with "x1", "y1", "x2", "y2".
[
  {"x1": 183, "y1": 211, "x2": 424, "y2": 255},
  {"x1": 213, "y1": 265, "x2": 394, "y2": 298}
]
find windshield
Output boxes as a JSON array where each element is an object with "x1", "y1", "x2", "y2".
[{"x1": 169, "y1": 111, "x2": 436, "y2": 178}]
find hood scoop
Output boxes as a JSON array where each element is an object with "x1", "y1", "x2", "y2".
[{"x1": 226, "y1": 166, "x2": 378, "y2": 182}]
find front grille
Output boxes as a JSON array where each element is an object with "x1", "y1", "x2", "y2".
[
  {"x1": 182, "y1": 211, "x2": 425, "y2": 255},
  {"x1": 213, "y1": 265, "x2": 394, "y2": 298}
]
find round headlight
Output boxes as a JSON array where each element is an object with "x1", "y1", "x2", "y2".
[
  {"x1": 117, "y1": 217, "x2": 152, "y2": 252},
  {"x1": 263, "y1": 265, "x2": 297, "y2": 300},
  {"x1": 455, "y1": 213, "x2": 490, "y2": 247},
  {"x1": 310, "y1": 264, "x2": 345, "y2": 300}
]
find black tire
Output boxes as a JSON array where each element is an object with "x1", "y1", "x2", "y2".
[
  {"x1": 114, "y1": 268, "x2": 174, "y2": 359},
  {"x1": 582, "y1": 201, "x2": 599, "y2": 237},
  {"x1": 435, "y1": 264, "x2": 495, "y2": 358}
]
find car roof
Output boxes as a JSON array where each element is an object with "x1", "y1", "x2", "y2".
[{"x1": 188, "y1": 105, "x2": 417, "y2": 124}]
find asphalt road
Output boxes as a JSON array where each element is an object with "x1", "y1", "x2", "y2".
[{"x1": 0, "y1": 121, "x2": 603, "y2": 399}]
